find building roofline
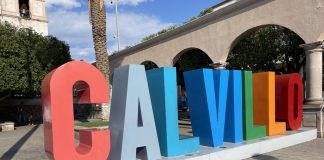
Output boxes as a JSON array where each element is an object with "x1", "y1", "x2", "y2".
[
  {"x1": 109, "y1": 0, "x2": 264, "y2": 60},
  {"x1": 210, "y1": 0, "x2": 233, "y2": 10}
]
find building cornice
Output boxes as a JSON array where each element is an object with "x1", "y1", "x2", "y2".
[
  {"x1": 109, "y1": 0, "x2": 266, "y2": 60},
  {"x1": 300, "y1": 41, "x2": 324, "y2": 52},
  {"x1": 0, "y1": 13, "x2": 48, "y2": 23}
]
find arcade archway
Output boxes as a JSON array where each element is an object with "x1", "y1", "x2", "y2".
[
  {"x1": 227, "y1": 25, "x2": 306, "y2": 74},
  {"x1": 173, "y1": 48, "x2": 213, "y2": 86},
  {"x1": 141, "y1": 61, "x2": 159, "y2": 70}
]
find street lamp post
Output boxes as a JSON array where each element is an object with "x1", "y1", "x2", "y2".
[{"x1": 112, "y1": 0, "x2": 121, "y2": 52}]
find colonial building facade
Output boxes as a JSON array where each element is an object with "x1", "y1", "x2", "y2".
[
  {"x1": 0, "y1": 0, "x2": 48, "y2": 35},
  {"x1": 109, "y1": 0, "x2": 324, "y2": 137}
]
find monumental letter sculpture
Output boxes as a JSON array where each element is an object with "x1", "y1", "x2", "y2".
[
  {"x1": 253, "y1": 72, "x2": 286, "y2": 136},
  {"x1": 41, "y1": 61, "x2": 110, "y2": 160},
  {"x1": 275, "y1": 74, "x2": 303, "y2": 130},
  {"x1": 109, "y1": 65, "x2": 161, "y2": 160},
  {"x1": 242, "y1": 71, "x2": 267, "y2": 140},
  {"x1": 184, "y1": 69, "x2": 229, "y2": 147},
  {"x1": 146, "y1": 67, "x2": 200, "y2": 157},
  {"x1": 41, "y1": 61, "x2": 305, "y2": 159},
  {"x1": 224, "y1": 70, "x2": 243, "y2": 143}
]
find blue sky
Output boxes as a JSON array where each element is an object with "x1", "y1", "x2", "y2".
[{"x1": 46, "y1": 0, "x2": 223, "y2": 62}]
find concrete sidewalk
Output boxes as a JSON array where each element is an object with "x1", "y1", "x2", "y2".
[
  {"x1": 0, "y1": 125, "x2": 323, "y2": 160},
  {"x1": 0, "y1": 125, "x2": 47, "y2": 160},
  {"x1": 246, "y1": 138, "x2": 324, "y2": 160}
]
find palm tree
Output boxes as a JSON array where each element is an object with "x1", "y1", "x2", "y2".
[
  {"x1": 88, "y1": 0, "x2": 110, "y2": 83},
  {"x1": 88, "y1": 0, "x2": 110, "y2": 120}
]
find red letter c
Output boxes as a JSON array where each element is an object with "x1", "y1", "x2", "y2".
[{"x1": 42, "y1": 61, "x2": 110, "y2": 160}]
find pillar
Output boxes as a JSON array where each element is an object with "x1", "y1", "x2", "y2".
[
  {"x1": 210, "y1": 61, "x2": 227, "y2": 70},
  {"x1": 300, "y1": 41, "x2": 324, "y2": 104},
  {"x1": 300, "y1": 41, "x2": 324, "y2": 137}
]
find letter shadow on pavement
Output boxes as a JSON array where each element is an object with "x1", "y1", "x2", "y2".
[{"x1": 0, "y1": 125, "x2": 40, "y2": 160}]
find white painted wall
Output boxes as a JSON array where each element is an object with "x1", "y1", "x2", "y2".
[{"x1": 0, "y1": 0, "x2": 48, "y2": 35}]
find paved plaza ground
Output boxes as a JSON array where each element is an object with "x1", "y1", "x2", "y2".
[
  {"x1": 246, "y1": 139, "x2": 324, "y2": 160},
  {"x1": 0, "y1": 124, "x2": 323, "y2": 160},
  {"x1": 0, "y1": 125, "x2": 47, "y2": 160}
]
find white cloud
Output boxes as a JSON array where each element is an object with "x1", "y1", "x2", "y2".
[
  {"x1": 118, "y1": 0, "x2": 152, "y2": 6},
  {"x1": 71, "y1": 47, "x2": 93, "y2": 58},
  {"x1": 47, "y1": 8, "x2": 173, "y2": 62},
  {"x1": 106, "y1": 0, "x2": 153, "y2": 6},
  {"x1": 47, "y1": 9, "x2": 93, "y2": 61},
  {"x1": 46, "y1": 0, "x2": 152, "y2": 10},
  {"x1": 46, "y1": 0, "x2": 81, "y2": 9},
  {"x1": 107, "y1": 12, "x2": 173, "y2": 51}
]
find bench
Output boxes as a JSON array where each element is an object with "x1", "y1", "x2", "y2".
[{"x1": 0, "y1": 122, "x2": 15, "y2": 132}]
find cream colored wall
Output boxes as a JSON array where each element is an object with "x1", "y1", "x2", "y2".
[
  {"x1": 0, "y1": 0, "x2": 48, "y2": 35},
  {"x1": 319, "y1": 32, "x2": 324, "y2": 41},
  {"x1": 30, "y1": 0, "x2": 46, "y2": 18},
  {"x1": 110, "y1": 0, "x2": 324, "y2": 72},
  {"x1": 0, "y1": 16, "x2": 48, "y2": 35},
  {"x1": 1, "y1": 0, "x2": 18, "y2": 13}
]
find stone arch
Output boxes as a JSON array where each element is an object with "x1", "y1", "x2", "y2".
[
  {"x1": 141, "y1": 61, "x2": 159, "y2": 70},
  {"x1": 173, "y1": 48, "x2": 213, "y2": 86},
  {"x1": 228, "y1": 24, "x2": 307, "y2": 53},
  {"x1": 172, "y1": 48, "x2": 212, "y2": 66},
  {"x1": 226, "y1": 24, "x2": 306, "y2": 73}
]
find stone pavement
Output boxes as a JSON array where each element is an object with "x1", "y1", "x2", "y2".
[
  {"x1": 0, "y1": 125, "x2": 47, "y2": 160},
  {"x1": 246, "y1": 138, "x2": 324, "y2": 160},
  {"x1": 0, "y1": 125, "x2": 324, "y2": 160}
]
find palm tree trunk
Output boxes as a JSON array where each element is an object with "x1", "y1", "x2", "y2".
[
  {"x1": 89, "y1": 0, "x2": 110, "y2": 83},
  {"x1": 89, "y1": 0, "x2": 110, "y2": 120}
]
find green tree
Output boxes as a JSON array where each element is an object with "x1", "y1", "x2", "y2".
[
  {"x1": 227, "y1": 25, "x2": 305, "y2": 74},
  {"x1": 0, "y1": 22, "x2": 71, "y2": 98}
]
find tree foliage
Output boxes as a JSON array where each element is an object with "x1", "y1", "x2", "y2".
[
  {"x1": 198, "y1": 7, "x2": 213, "y2": 17},
  {"x1": 141, "y1": 25, "x2": 177, "y2": 42},
  {"x1": 185, "y1": 7, "x2": 213, "y2": 23},
  {"x1": 0, "y1": 23, "x2": 71, "y2": 97},
  {"x1": 227, "y1": 25, "x2": 305, "y2": 74}
]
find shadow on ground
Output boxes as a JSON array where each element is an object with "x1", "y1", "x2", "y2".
[
  {"x1": 0, "y1": 125, "x2": 40, "y2": 160},
  {"x1": 250, "y1": 155, "x2": 279, "y2": 160}
]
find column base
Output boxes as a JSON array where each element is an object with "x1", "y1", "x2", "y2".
[
  {"x1": 303, "y1": 104, "x2": 324, "y2": 138},
  {"x1": 101, "y1": 103, "x2": 110, "y2": 120},
  {"x1": 304, "y1": 98, "x2": 324, "y2": 105}
]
